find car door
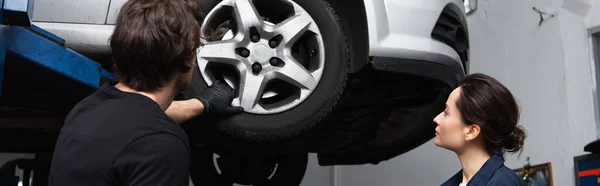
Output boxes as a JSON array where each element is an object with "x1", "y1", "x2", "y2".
[
  {"x1": 105, "y1": 0, "x2": 126, "y2": 25},
  {"x1": 106, "y1": 0, "x2": 221, "y2": 25},
  {"x1": 31, "y1": 0, "x2": 110, "y2": 24}
]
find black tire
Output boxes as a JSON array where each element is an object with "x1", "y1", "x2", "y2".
[
  {"x1": 189, "y1": 147, "x2": 309, "y2": 186},
  {"x1": 187, "y1": 0, "x2": 350, "y2": 141}
]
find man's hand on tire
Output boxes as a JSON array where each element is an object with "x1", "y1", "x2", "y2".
[{"x1": 196, "y1": 80, "x2": 244, "y2": 116}]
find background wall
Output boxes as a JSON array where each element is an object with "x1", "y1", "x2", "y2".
[
  {"x1": 339, "y1": 0, "x2": 599, "y2": 185},
  {"x1": 587, "y1": 0, "x2": 600, "y2": 27}
]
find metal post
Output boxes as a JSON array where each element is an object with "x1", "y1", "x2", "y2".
[
  {"x1": 0, "y1": 0, "x2": 7, "y2": 98},
  {"x1": 0, "y1": 0, "x2": 33, "y2": 98}
]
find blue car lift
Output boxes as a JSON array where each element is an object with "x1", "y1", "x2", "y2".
[
  {"x1": 0, "y1": 0, "x2": 114, "y2": 89},
  {"x1": 0, "y1": 0, "x2": 114, "y2": 153},
  {"x1": 0, "y1": 0, "x2": 115, "y2": 185}
]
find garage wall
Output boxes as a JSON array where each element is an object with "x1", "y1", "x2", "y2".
[
  {"x1": 586, "y1": 0, "x2": 600, "y2": 27},
  {"x1": 338, "y1": 0, "x2": 598, "y2": 186}
]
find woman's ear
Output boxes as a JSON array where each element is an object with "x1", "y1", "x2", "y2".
[{"x1": 464, "y1": 124, "x2": 481, "y2": 141}]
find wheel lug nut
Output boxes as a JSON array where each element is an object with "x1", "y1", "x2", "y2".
[
  {"x1": 269, "y1": 58, "x2": 285, "y2": 67},
  {"x1": 249, "y1": 27, "x2": 261, "y2": 43},
  {"x1": 237, "y1": 48, "x2": 250, "y2": 58},
  {"x1": 269, "y1": 35, "x2": 283, "y2": 48},
  {"x1": 241, "y1": 49, "x2": 250, "y2": 57},
  {"x1": 251, "y1": 35, "x2": 260, "y2": 42},
  {"x1": 269, "y1": 41, "x2": 278, "y2": 48},
  {"x1": 252, "y1": 63, "x2": 262, "y2": 74},
  {"x1": 270, "y1": 58, "x2": 279, "y2": 66}
]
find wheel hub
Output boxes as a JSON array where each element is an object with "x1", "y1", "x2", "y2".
[
  {"x1": 251, "y1": 44, "x2": 273, "y2": 63},
  {"x1": 196, "y1": 0, "x2": 325, "y2": 114}
]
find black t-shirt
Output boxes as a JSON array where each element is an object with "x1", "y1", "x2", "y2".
[{"x1": 49, "y1": 83, "x2": 191, "y2": 186}]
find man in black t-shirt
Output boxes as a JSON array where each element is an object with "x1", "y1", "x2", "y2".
[{"x1": 48, "y1": 0, "x2": 243, "y2": 185}]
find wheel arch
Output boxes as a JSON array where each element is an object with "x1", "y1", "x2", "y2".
[
  {"x1": 326, "y1": 0, "x2": 370, "y2": 73},
  {"x1": 195, "y1": 0, "x2": 222, "y2": 16},
  {"x1": 195, "y1": 0, "x2": 369, "y2": 73},
  {"x1": 435, "y1": 2, "x2": 471, "y2": 74}
]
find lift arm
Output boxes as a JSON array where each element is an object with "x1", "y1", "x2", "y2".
[
  {"x1": 0, "y1": 0, "x2": 115, "y2": 152},
  {"x1": 0, "y1": 0, "x2": 114, "y2": 98}
]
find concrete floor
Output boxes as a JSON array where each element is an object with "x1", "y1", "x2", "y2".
[{"x1": 1, "y1": 153, "x2": 332, "y2": 186}]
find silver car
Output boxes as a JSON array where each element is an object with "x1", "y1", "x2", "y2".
[{"x1": 29, "y1": 0, "x2": 474, "y2": 185}]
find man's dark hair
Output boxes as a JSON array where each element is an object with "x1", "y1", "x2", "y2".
[{"x1": 110, "y1": 0, "x2": 204, "y2": 91}]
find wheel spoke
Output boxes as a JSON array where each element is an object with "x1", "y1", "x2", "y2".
[
  {"x1": 274, "y1": 56, "x2": 318, "y2": 90},
  {"x1": 199, "y1": 0, "x2": 326, "y2": 114},
  {"x1": 273, "y1": 12, "x2": 313, "y2": 45},
  {"x1": 233, "y1": 0, "x2": 263, "y2": 32},
  {"x1": 198, "y1": 40, "x2": 241, "y2": 65},
  {"x1": 239, "y1": 73, "x2": 267, "y2": 110}
]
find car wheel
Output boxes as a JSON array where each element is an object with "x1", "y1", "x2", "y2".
[
  {"x1": 187, "y1": 0, "x2": 350, "y2": 141},
  {"x1": 189, "y1": 147, "x2": 308, "y2": 186}
]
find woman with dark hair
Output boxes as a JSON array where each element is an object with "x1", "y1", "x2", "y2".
[{"x1": 436, "y1": 73, "x2": 527, "y2": 186}]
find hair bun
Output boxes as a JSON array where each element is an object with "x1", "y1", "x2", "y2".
[{"x1": 503, "y1": 126, "x2": 526, "y2": 152}]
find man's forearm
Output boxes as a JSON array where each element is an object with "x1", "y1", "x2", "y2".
[{"x1": 165, "y1": 99, "x2": 205, "y2": 124}]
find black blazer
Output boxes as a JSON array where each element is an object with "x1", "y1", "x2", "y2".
[{"x1": 441, "y1": 154, "x2": 527, "y2": 186}]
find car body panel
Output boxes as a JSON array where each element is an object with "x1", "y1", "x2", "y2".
[
  {"x1": 34, "y1": 0, "x2": 467, "y2": 68},
  {"x1": 31, "y1": 0, "x2": 110, "y2": 24},
  {"x1": 33, "y1": 0, "x2": 222, "y2": 56},
  {"x1": 33, "y1": 22, "x2": 113, "y2": 56},
  {"x1": 18, "y1": 0, "x2": 471, "y2": 161},
  {"x1": 363, "y1": 0, "x2": 466, "y2": 74},
  {"x1": 106, "y1": 0, "x2": 127, "y2": 25}
]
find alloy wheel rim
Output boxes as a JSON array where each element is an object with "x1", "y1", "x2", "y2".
[{"x1": 197, "y1": 0, "x2": 325, "y2": 114}]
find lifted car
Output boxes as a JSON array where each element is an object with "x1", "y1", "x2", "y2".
[{"x1": 4, "y1": 0, "x2": 473, "y2": 185}]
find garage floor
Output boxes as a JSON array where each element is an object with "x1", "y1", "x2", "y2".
[{"x1": 0, "y1": 153, "x2": 333, "y2": 186}]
